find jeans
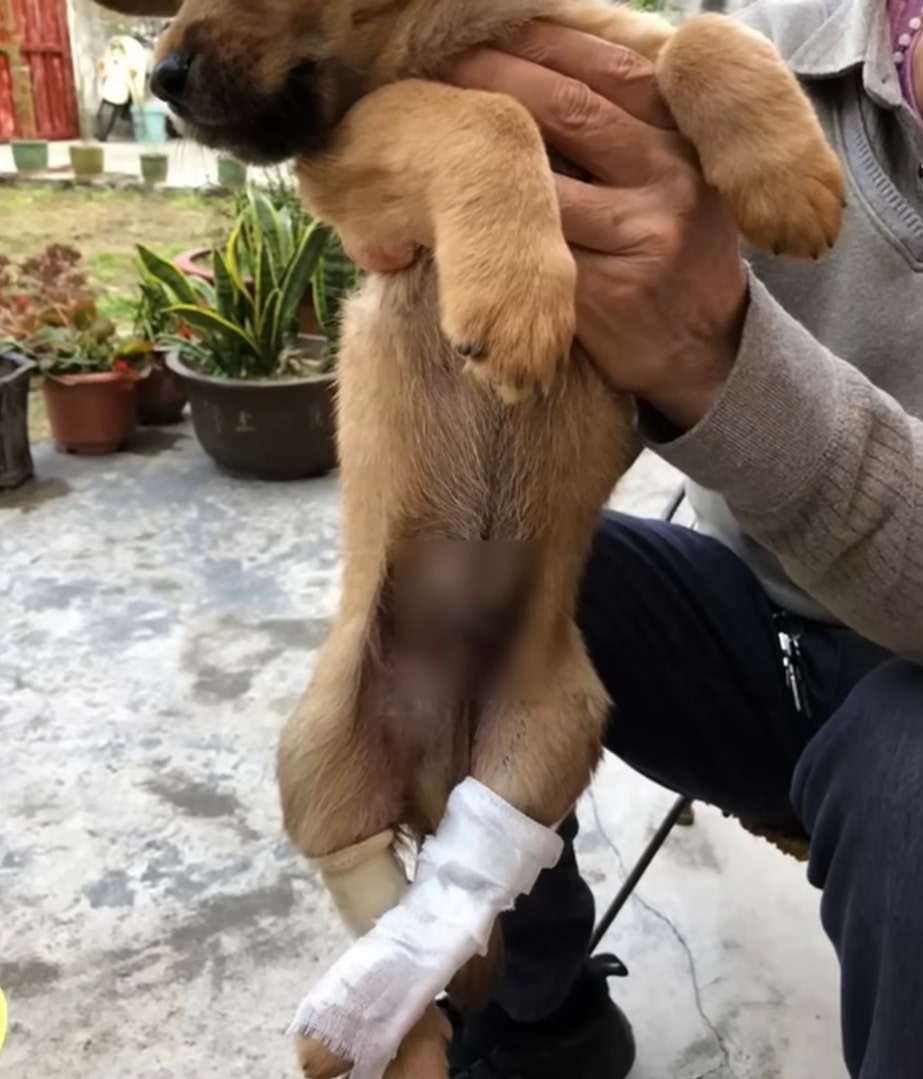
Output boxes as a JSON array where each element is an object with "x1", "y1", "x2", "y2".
[{"x1": 493, "y1": 512, "x2": 923, "y2": 1079}]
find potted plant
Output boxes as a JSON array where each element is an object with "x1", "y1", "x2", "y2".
[
  {"x1": 138, "y1": 187, "x2": 355, "y2": 479},
  {"x1": 0, "y1": 245, "x2": 143, "y2": 455},
  {"x1": 11, "y1": 140, "x2": 48, "y2": 173},
  {"x1": 216, "y1": 153, "x2": 247, "y2": 189},
  {"x1": 69, "y1": 111, "x2": 105, "y2": 180},
  {"x1": 173, "y1": 177, "x2": 324, "y2": 334},
  {"x1": 0, "y1": 349, "x2": 35, "y2": 489},
  {"x1": 128, "y1": 262, "x2": 188, "y2": 425},
  {"x1": 140, "y1": 151, "x2": 169, "y2": 186}
]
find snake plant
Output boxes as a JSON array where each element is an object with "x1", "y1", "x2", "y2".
[{"x1": 137, "y1": 185, "x2": 354, "y2": 379}]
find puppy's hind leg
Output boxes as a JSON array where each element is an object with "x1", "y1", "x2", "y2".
[
  {"x1": 278, "y1": 627, "x2": 411, "y2": 1078},
  {"x1": 472, "y1": 621, "x2": 608, "y2": 828},
  {"x1": 441, "y1": 624, "x2": 608, "y2": 1019}
]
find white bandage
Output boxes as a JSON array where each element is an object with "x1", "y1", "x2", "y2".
[
  {"x1": 317, "y1": 829, "x2": 408, "y2": 937},
  {"x1": 288, "y1": 778, "x2": 564, "y2": 1079}
]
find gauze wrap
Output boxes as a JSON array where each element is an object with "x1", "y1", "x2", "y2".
[{"x1": 288, "y1": 777, "x2": 564, "y2": 1079}]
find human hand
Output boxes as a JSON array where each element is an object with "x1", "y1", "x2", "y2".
[
  {"x1": 347, "y1": 23, "x2": 748, "y2": 429},
  {"x1": 448, "y1": 23, "x2": 749, "y2": 429}
]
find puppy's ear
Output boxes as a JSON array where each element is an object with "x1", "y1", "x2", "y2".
[{"x1": 92, "y1": 0, "x2": 181, "y2": 14}]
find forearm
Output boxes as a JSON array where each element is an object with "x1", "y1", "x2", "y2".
[{"x1": 644, "y1": 273, "x2": 923, "y2": 660}]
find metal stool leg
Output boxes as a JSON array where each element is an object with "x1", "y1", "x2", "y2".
[{"x1": 590, "y1": 794, "x2": 693, "y2": 952}]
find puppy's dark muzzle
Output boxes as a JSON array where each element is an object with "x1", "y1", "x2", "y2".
[
  {"x1": 151, "y1": 51, "x2": 193, "y2": 109},
  {"x1": 148, "y1": 49, "x2": 347, "y2": 164}
]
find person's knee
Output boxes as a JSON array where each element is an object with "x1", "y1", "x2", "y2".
[
  {"x1": 577, "y1": 511, "x2": 688, "y2": 648},
  {"x1": 792, "y1": 660, "x2": 923, "y2": 889}
]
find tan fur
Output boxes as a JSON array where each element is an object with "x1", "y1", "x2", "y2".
[{"x1": 93, "y1": 0, "x2": 845, "y2": 1073}]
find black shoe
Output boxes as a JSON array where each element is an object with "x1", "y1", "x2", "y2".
[{"x1": 442, "y1": 954, "x2": 635, "y2": 1079}]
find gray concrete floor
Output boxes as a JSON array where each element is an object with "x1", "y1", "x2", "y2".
[{"x1": 0, "y1": 426, "x2": 845, "y2": 1078}]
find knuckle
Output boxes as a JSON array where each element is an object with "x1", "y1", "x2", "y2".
[
  {"x1": 654, "y1": 153, "x2": 704, "y2": 212},
  {"x1": 549, "y1": 77, "x2": 601, "y2": 134},
  {"x1": 600, "y1": 43, "x2": 652, "y2": 84}
]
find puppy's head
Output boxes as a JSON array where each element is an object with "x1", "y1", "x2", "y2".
[{"x1": 95, "y1": 0, "x2": 397, "y2": 162}]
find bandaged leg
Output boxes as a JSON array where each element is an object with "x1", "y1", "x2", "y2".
[
  {"x1": 288, "y1": 777, "x2": 564, "y2": 1079},
  {"x1": 316, "y1": 828, "x2": 408, "y2": 937}
]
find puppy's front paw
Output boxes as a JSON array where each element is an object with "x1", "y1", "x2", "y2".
[
  {"x1": 722, "y1": 135, "x2": 846, "y2": 259},
  {"x1": 657, "y1": 15, "x2": 847, "y2": 260},
  {"x1": 438, "y1": 235, "x2": 577, "y2": 403}
]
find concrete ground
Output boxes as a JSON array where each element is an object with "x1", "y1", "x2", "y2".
[{"x1": 0, "y1": 428, "x2": 846, "y2": 1078}]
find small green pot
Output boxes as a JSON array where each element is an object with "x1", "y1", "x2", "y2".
[
  {"x1": 140, "y1": 151, "x2": 169, "y2": 185},
  {"x1": 12, "y1": 140, "x2": 49, "y2": 173},
  {"x1": 69, "y1": 143, "x2": 104, "y2": 179},
  {"x1": 217, "y1": 154, "x2": 247, "y2": 189}
]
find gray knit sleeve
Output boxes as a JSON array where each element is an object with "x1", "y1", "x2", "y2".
[{"x1": 645, "y1": 273, "x2": 923, "y2": 660}]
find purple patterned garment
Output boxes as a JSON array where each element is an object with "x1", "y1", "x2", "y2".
[{"x1": 889, "y1": 0, "x2": 923, "y2": 116}]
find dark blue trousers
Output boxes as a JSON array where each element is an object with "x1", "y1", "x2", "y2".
[{"x1": 494, "y1": 512, "x2": 923, "y2": 1079}]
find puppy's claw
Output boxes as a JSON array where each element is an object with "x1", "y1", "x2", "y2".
[{"x1": 456, "y1": 341, "x2": 487, "y2": 360}]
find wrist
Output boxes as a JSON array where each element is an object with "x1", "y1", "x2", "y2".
[
  {"x1": 644, "y1": 377, "x2": 727, "y2": 431},
  {"x1": 643, "y1": 278, "x2": 749, "y2": 431}
]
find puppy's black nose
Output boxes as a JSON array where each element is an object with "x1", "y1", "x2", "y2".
[{"x1": 151, "y1": 52, "x2": 191, "y2": 106}]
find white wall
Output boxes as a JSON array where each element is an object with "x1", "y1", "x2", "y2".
[{"x1": 66, "y1": 0, "x2": 113, "y2": 123}]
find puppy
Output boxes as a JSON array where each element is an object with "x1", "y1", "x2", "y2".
[{"x1": 95, "y1": 0, "x2": 845, "y2": 1075}]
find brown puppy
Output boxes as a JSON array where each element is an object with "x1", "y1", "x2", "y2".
[{"x1": 95, "y1": 1, "x2": 845, "y2": 1075}]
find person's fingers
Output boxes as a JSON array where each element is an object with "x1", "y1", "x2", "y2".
[
  {"x1": 447, "y1": 49, "x2": 681, "y2": 186},
  {"x1": 341, "y1": 239, "x2": 418, "y2": 274},
  {"x1": 555, "y1": 175, "x2": 647, "y2": 252},
  {"x1": 554, "y1": 172, "x2": 695, "y2": 254},
  {"x1": 503, "y1": 22, "x2": 674, "y2": 130}
]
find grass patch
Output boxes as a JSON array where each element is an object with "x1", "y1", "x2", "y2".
[{"x1": 0, "y1": 185, "x2": 232, "y2": 328}]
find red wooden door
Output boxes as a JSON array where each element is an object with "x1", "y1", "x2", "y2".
[{"x1": 0, "y1": 0, "x2": 79, "y2": 140}]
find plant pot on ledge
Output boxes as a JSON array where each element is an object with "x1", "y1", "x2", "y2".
[
  {"x1": 0, "y1": 352, "x2": 35, "y2": 489},
  {"x1": 216, "y1": 154, "x2": 247, "y2": 189},
  {"x1": 43, "y1": 372, "x2": 137, "y2": 455},
  {"x1": 140, "y1": 151, "x2": 169, "y2": 186},
  {"x1": 12, "y1": 140, "x2": 48, "y2": 173},
  {"x1": 136, "y1": 347, "x2": 187, "y2": 425},
  {"x1": 69, "y1": 144, "x2": 105, "y2": 180},
  {"x1": 167, "y1": 346, "x2": 335, "y2": 479}
]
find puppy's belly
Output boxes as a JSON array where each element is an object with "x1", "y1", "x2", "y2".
[
  {"x1": 336, "y1": 257, "x2": 632, "y2": 802},
  {"x1": 341, "y1": 259, "x2": 584, "y2": 539}
]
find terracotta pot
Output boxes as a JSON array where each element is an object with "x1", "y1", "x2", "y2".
[
  {"x1": 43, "y1": 371, "x2": 137, "y2": 455},
  {"x1": 136, "y1": 349, "x2": 187, "y2": 425},
  {"x1": 172, "y1": 246, "x2": 216, "y2": 283},
  {"x1": 0, "y1": 352, "x2": 35, "y2": 489},
  {"x1": 166, "y1": 344, "x2": 336, "y2": 480}
]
